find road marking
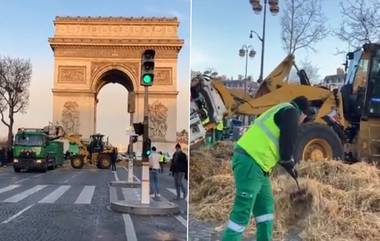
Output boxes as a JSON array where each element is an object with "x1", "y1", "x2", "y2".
[
  {"x1": 0, "y1": 185, "x2": 20, "y2": 194},
  {"x1": 63, "y1": 172, "x2": 81, "y2": 183},
  {"x1": 134, "y1": 175, "x2": 141, "y2": 183},
  {"x1": 75, "y1": 185, "x2": 95, "y2": 204},
  {"x1": 122, "y1": 167, "x2": 140, "y2": 183},
  {"x1": 3, "y1": 185, "x2": 47, "y2": 203},
  {"x1": 38, "y1": 185, "x2": 71, "y2": 203},
  {"x1": 15, "y1": 178, "x2": 30, "y2": 184},
  {"x1": 113, "y1": 171, "x2": 119, "y2": 181},
  {"x1": 1, "y1": 204, "x2": 34, "y2": 224},
  {"x1": 167, "y1": 188, "x2": 188, "y2": 201},
  {"x1": 123, "y1": 214, "x2": 138, "y2": 241},
  {"x1": 32, "y1": 174, "x2": 44, "y2": 178},
  {"x1": 175, "y1": 215, "x2": 187, "y2": 227}
]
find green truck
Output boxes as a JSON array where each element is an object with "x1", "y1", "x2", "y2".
[{"x1": 13, "y1": 128, "x2": 64, "y2": 172}]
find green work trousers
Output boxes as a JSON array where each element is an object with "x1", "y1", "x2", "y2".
[
  {"x1": 222, "y1": 148, "x2": 274, "y2": 241},
  {"x1": 215, "y1": 130, "x2": 223, "y2": 141}
]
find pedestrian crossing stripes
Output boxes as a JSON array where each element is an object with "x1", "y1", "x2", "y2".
[
  {"x1": 3, "y1": 185, "x2": 47, "y2": 203},
  {"x1": 38, "y1": 185, "x2": 70, "y2": 203},
  {"x1": 0, "y1": 184, "x2": 96, "y2": 205},
  {"x1": 0, "y1": 185, "x2": 19, "y2": 194},
  {"x1": 75, "y1": 185, "x2": 95, "y2": 204}
]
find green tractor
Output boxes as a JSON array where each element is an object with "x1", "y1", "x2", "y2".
[
  {"x1": 69, "y1": 134, "x2": 114, "y2": 169},
  {"x1": 13, "y1": 128, "x2": 64, "y2": 172}
]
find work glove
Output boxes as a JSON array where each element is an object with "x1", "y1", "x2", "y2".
[{"x1": 279, "y1": 158, "x2": 298, "y2": 179}]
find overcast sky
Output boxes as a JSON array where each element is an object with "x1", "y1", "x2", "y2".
[{"x1": 0, "y1": 0, "x2": 190, "y2": 147}]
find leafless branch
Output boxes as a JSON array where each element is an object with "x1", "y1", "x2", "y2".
[
  {"x1": 336, "y1": 0, "x2": 380, "y2": 48},
  {"x1": 281, "y1": 0, "x2": 328, "y2": 55}
]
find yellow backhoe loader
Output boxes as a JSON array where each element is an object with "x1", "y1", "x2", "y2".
[{"x1": 191, "y1": 43, "x2": 380, "y2": 164}]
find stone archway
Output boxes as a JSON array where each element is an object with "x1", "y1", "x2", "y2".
[
  {"x1": 49, "y1": 17, "x2": 183, "y2": 146},
  {"x1": 92, "y1": 67, "x2": 135, "y2": 133}
]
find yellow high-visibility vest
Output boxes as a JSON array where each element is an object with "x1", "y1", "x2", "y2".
[
  {"x1": 216, "y1": 121, "x2": 224, "y2": 131},
  {"x1": 237, "y1": 103, "x2": 294, "y2": 172},
  {"x1": 159, "y1": 155, "x2": 165, "y2": 163}
]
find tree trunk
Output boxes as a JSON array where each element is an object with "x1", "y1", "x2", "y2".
[{"x1": 7, "y1": 117, "x2": 14, "y2": 148}]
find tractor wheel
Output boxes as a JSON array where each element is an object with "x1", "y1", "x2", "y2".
[
  {"x1": 48, "y1": 159, "x2": 56, "y2": 170},
  {"x1": 97, "y1": 154, "x2": 111, "y2": 169},
  {"x1": 294, "y1": 123, "x2": 344, "y2": 162},
  {"x1": 71, "y1": 157, "x2": 84, "y2": 169},
  {"x1": 40, "y1": 163, "x2": 48, "y2": 173},
  {"x1": 14, "y1": 167, "x2": 21, "y2": 173}
]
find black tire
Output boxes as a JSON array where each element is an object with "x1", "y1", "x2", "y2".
[
  {"x1": 294, "y1": 123, "x2": 344, "y2": 162},
  {"x1": 48, "y1": 159, "x2": 55, "y2": 170},
  {"x1": 40, "y1": 164, "x2": 47, "y2": 173},
  {"x1": 71, "y1": 157, "x2": 84, "y2": 169},
  {"x1": 97, "y1": 154, "x2": 111, "y2": 169},
  {"x1": 14, "y1": 167, "x2": 21, "y2": 173}
]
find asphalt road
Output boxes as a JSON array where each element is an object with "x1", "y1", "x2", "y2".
[{"x1": 0, "y1": 162, "x2": 187, "y2": 241}]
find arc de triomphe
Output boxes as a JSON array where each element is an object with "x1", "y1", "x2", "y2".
[{"x1": 49, "y1": 17, "x2": 183, "y2": 146}]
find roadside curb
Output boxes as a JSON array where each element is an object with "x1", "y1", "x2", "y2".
[
  {"x1": 109, "y1": 185, "x2": 180, "y2": 216},
  {"x1": 110, "y1": 181, "x2": 141, "y2": 188}
]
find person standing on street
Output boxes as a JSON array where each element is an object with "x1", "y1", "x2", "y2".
[
  {"x1": 215, "y1": 119, "x2": 224, "y2": 141},
  {"x1": 149, "y1": 146, "x2": 161, "y2": 200},
  {"x1": 171, "y1": 143, "x2": 188, "y2": 200},
  {"x1": 159, "y1": 151, "x2": 165, "y2": 173},
  {"x1": 222, "y1": 96, "x2": 313, "y2": 241},
  {"x1": 0, "y1": 147, "x2": 5, "y2": 167},
  {"x1": 111, "y1": 147, "x2": 118, "y2": 173}
]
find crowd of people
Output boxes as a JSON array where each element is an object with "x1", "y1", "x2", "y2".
[
  {"x1": 110, "y1": 142, "x2": 188, "y2": 202},
  {"x1": 148, "y1": 143, "x2": 188, "y2": 201}
]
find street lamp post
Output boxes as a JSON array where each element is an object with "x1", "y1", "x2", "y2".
[
  {"x1": 239, "y1": 45, "x2": 256, "y2": 96},
  {"x1": 239, "y1": 45, "x2": 256, "y2": 126},
  {"x1": 249, "y1": 0, "x2": 280, "y2": 82}
]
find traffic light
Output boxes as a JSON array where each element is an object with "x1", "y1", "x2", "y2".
[
  {"x1": 133, "y1": 122, "x2": 144, "y2": 136},
  {"x1": 140, "y1": 49, "x2": 155, "y2": 86},
  {"x1": 130, "y1": 135, "x2": 138, "y2": 143},
  {"x1": 142, "y1": 138, "x2": 152, "y2": 158}
]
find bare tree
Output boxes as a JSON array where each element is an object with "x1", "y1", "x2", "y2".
[
  {"x1": 281, "y1": 0, "x2": 328, "y2": 55},
  {"x1": 0, "y1": 56, "x2": 32, "y2": 147},
  {"x1": 336, "y1": 0, "x2": 380, "y2": 48},
  {"x1": 289, "y1": 59, "x2": 321, "y2": 83}
]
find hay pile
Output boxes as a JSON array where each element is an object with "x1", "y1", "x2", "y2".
[{"x1": 190, "y1": 141, "x2": 380, "y2": 241}]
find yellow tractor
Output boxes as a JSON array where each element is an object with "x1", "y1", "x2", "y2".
[
  {"x1": 191, "y1": 43, "x2": 380, "y2": 164},
  {"x1": 67, "y1": 134, "x2": 114, "y2": 169}
]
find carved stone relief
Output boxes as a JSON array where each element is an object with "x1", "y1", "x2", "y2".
[
  {"x1": 55, "y1": 23, "x2": 178, "y2": 38},
  {"x1": 58, "y1": 66, "x2": 86, "y2": 84},
  {"x1": 155, "y1": 68, "x2": 172, "y2": 85},
  {"x1": 148, "y1": 101, "x2": 168, "y2": 141},
  {"x1": 176, "y1": 129, "x2": 188, "y2": 145},
  {"x1": 53, "y1": 47, "x2": 180, "y2": 59},
  {"x1": 61, "y1": 101, "x2": 80, "y2": 134},
  {"x1": 91, "y1": 62, "x2": 139, "y2": 84}
]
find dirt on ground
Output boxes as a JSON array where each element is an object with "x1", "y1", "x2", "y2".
[{"x1": 190, "y1": 141, "x2": 380, "y2": 241}]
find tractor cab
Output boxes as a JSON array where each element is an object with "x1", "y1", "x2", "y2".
[
  {"x1": 342, "y1": 43, "x2": 380, "y2": 120},
  {"x1": 341, "y1": 43, "x2": 380, "y2": 161},
  {"x1": 88, "y1": 134, "x2": 105, "y2": 154}
]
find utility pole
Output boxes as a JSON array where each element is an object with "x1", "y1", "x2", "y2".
[
  {"x1": 139, "y1": 49, "x2": 155, "y2": 204},
  {"x1": 127, "y1": 92, "x2": 135, "y2": 183},
  {"x1": 141, "y1": 86, "x2": 150, "y2": 204}
]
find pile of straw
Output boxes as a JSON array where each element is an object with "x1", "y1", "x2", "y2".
[{"x1": 190, "y1": 141, "x2": 380, "y2": 241}]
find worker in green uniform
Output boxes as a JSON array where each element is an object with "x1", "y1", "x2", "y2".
[
  {"x1": 215, "y1": 120, "x2": 224, "y2": 141},
  {"x1": 222, "y1": 96, "x2": 312, "y2": 241},
  {"x1": 159, "y1": 151, "x2": 166, "y2": 173}
]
